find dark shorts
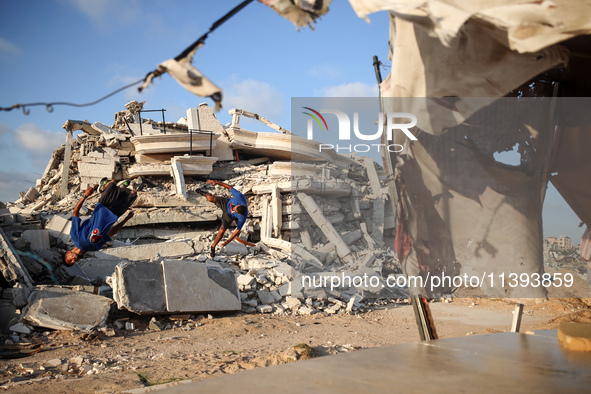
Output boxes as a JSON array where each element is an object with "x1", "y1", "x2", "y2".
[
  {"x1": 99, "y1": 182, "x2": 137, "y2": 217},
  {"x1": 215, "y1": 196, "x2": 236, "y2": 229}
]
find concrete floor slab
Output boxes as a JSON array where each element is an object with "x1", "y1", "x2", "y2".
[{"x1": 162, "y1": 331, "x2": 591, "y2": 393}]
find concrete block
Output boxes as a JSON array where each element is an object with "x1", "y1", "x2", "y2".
[
  {"x1": 78, "y1": 258, "x2": 125, "y2": 281},
  {"x1": 93, "y1": 240, "x2": 195, "y2": 261},
  {"x1": 223, "y1": 242, "x2": 248, "y2": 256},
  {"x1": 22, "y1": 288, "x2": 112, "y2": 331},
  {"x1": 278, "y1": 283, "x2": 290, "y2": 297},
  {"x1": 257, "y1": 290, "x2": 277, "y2": 305},
  {"x1": 21, "y1": 229, "x2": 50, "y2": 253},
  {"x1": 45, "y1": 214, "x2": 72, "y2": 243},
  {"x1": 112, "y1": 260, "x2": 240, "y2": 314},
  {"x1": 284, "y1": 297, "x2": 302, "y2": 310},
  {"x1": 162, "y1": 260, "x2": 240, "y2": 313},
  {"x1": 257, "y1": 305, "x2": 273, "y2": 313},
  {"x1": 112, "y1": 261, "x2": 166, "y2": 314}
]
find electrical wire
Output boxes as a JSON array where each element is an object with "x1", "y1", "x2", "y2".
[
  {"x1": 0, "y1": 0, "x2": 254, "y2": 116},
  {"x1": 0, "y1": 78, "x2": 145, "y2": 115}
]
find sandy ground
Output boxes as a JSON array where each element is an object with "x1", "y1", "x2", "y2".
[{"x1": 1, "y1": 296, "x2": 590, "y2": 393}]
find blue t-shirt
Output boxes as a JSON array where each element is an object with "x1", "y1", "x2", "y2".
[
  {"x1": 70, "y1": 203, "x2": 118, "y2": 251},
  {"x1": 227, "y1": 187, "x2": 248, "y2": 230}
]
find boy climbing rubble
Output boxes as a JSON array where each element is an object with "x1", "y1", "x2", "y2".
[
  {"x1": 201, "y1": 180, "x2": 255, "y2": 257},
  {"x1": 64, "y1": 179, "x2": 137, "y2": 266}
]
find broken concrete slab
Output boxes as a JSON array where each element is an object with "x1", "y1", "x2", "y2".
[
  {"x1": 124, "y1": 207, "x2": 218, "y2": 226},
  {"x1": 252, "y1": 178, "x2": 351, "y2": 196},
  {"x1": 131, "y1": 133, "x2": 219, "y2": 155},
  {"x1": 45, "y1": 214, "x2": 72, "y2": 243},
  {"x1": 111, "y1": 261, "x2": 166, "y2": 314},
  {"x1": 112, "y1": 260, "x2": 241, "y2": 314},
  {"x1": 21, "y1": 230, "x2": 50, "y2": 254},
  {"x1": 78, "y1": 258, "x2": 128, "y2": 281},
  {"x1": 22, "y1": 287, "x2": 112, "y2": 331},
  {"x1": 92, "y1": 240, "x2": 197, "y2": 261},
  {"x1": 162, "y1": 260, "x2": 241, "y2": 313},
  {"x1": 132, "y1": 192, "x2": 207, "y2": 207},
  {"x1": 127, "y1": 155, "x2": 217, "y2": 177}
]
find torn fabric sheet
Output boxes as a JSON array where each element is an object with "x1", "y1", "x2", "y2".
[
  {"x1": 259, "y1": 0, "x2": 331, "y2": 29},
  {"x1": 139, "y1": 44, "x2": 222, "y2": 111},
  {"x1": 384, "y1": 97, "x2": 560, "y2": 298},
  {"x1": 348, "y1": 0, "x2": 591, "y2": 53},
  {"x1": 379, "y1": 15, "x2": 568, "y2": 101}
]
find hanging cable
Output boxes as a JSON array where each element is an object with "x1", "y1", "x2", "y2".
[
  {"x1": 1, "y1": 0, "x2": 254, "y2": 115},
  {"x1": 0, "y1": 78, "x2": 144, "y2": 114}
]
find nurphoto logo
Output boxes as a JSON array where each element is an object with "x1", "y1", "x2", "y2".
[{"x1": 302, "y1": 107, "x2": 418, "y2": 153}]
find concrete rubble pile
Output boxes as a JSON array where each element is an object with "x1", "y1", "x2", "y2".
[{"x1": 0, "y1": 100, "x2": 406, "y2": 337}]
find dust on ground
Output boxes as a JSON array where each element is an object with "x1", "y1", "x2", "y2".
[{"x1": 1, "y1": 296, "x2": 590, "y2": 393}]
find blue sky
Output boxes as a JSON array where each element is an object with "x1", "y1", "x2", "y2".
[{"x1": 0, "y1": 0, "x2": 584, "y2": 242}]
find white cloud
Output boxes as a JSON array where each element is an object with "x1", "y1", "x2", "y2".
[
  {"x1": 13, "y1": 123, "x2": 64, "y2": 155},
  {"x1": 64, "y1": 0, "x2": 144, "y2": 29},
  {"x1": 317, "y1": 82, "x2": 379, "y2": 97},
  {"x1": 0, "y1": 37, "x2": 21, "y2": 56},
  {"x1": 308, "y1": 63, "x2": 343, "y2": 79},
  {"x1": 0, "y1": 169, "x2": 38, "y2": 203},
  {"x1": 222, "y1": 77, "x2": 286, "y2": 122}
]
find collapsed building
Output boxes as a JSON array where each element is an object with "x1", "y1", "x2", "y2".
[{"x1": 0, "y1": 101, "x2": 407, "y2": 334}]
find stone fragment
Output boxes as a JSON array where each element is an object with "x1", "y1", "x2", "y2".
[
  {"x1": 223, "y1": 242, "x2": 249, "y2": 256},
  {"x1": 257, "y1": 305, "x2": 273, "y2": 313},
  {"x1": 298, "y1": 306, "x2": 315, "y2": 315},
  {"x1": 243, "y1": 299, "x2": 258, "y2": 307},
  {"x1": 346, "y1": 296, "x2": 359, "y2": 313},
  {"x1": 9, "y1": 322, "x2": 31, "y2": 334},
  {"x1": 257, "y1": 290, "x2": 276, "y2": 305},
  {"x1": 44, "y1": 359, "x2": 63, "y2": 368},
  {"x1": 237, "y1": 274, "x2": 256, "y2": 287},
  {"x1": 285, "y1": 297, "x2": 302, "y2": 310}
]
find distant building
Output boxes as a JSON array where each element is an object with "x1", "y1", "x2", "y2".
[{"x1": 545, "y1": 236, "x2": 573, "y2": 250}]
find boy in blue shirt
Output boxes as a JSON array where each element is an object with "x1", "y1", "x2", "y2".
[
  {"x1": 64, "y1": 180, "x2": 137, "y2": 266},
  {"x1": 202, "y1": 180, "x2": 254, "y2": 257}
]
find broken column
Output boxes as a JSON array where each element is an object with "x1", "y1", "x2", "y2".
[
  {"x1": 170, "y1": 156, "x2": 187, "y2": 199},
  {"x1": 297, "y1": 192, "x2": 355, "y2": 265}
]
